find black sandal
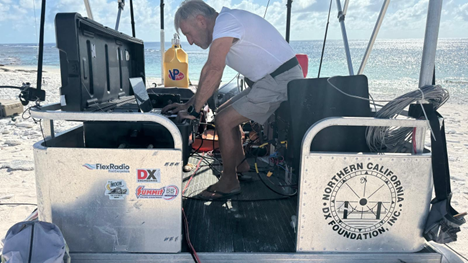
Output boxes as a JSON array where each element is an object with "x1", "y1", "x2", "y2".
[{"x1": 198, "y1": 185, "x2": 242, "y2": 200}]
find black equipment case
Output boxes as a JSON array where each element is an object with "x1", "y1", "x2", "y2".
[{"x1": 55, "y1": 13, "x2": 145, "y2": 111}]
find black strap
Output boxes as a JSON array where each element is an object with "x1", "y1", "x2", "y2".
[
  {"x1": 425, "y1": 105, "x2": 451, "y2": 200},
  {"x1": 245, "y1": 57, "x2": 299, "y2": 88},
  {"x1": 409, "y1": 103, "x2": 465, "y2": 243}
]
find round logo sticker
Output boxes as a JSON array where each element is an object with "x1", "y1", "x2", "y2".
[{"x1": 322, "y1": 162, "x2": 405, "y2": 240}]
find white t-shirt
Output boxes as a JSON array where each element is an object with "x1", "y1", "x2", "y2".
[{"x1": 212, "y1": 7, "x2": 295, "y2": 82}]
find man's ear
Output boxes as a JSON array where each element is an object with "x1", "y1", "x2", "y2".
[{"x1": 196, "y1": 14, "x2": 207, "y2": 28}]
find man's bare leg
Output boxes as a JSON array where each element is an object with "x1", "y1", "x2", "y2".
[
  {"x1": 217, "y1": 100, "x2": 250, "y2": 173},
  {"x1": 235, "y1": 125, "x2": 250, "y2": 173},
  {"x1": 201, "y1": 105, "x2": 249, "y2": 198}
]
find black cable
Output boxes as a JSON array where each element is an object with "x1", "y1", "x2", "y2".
[
  {"x1": 0, "y1": 85, "x2": 23, "y2": 90},
  {"x1": 318, "y1": 0, "x2": 333, "y2": 78},
  {"x1": 190, "y1": 153, "x2": 221, "y2": 175},
  {"x1": 21, "y1": 102, "x2": 47, "y2": 147},
  {"x1": 255, "y1": 158, "x2": 297, "y2": 197},
  {"x1": 256, "y1": 169, "x2": 297, "y2": 197},
  {"x1": 213, "y1": 127, "x2": 217, "y2": 152},
  {"x1": 263, "y1": 0, "x2": 271, "y2": 18},
  {"x1": 191, "y1": 132, "x2": 205, "y2": 153},
  {"x1": 444, "y1": 244, "x2": 468, "y2": 262}
]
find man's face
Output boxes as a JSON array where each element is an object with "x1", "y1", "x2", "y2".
[{"x1": 179, "y1": 15, "x2": 212, "y2": 49}]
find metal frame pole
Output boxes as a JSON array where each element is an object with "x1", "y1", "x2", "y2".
[
  {"x1": 358, "y1": 0, "x2": 390, "y2": 75},
  {"x1": 83, "y1": 0, "x2": 94, "y2": 20},
  {"x1": 285, "y1": 0, "x2": 292, "y2": 42},
  {"x1": 160, "y1": 0, "x2": 165, "y2": 85},
  {"x1": 342, "y1": 0, "x2": 349, "y2": 15},
  {"x1": 115, "y1": 0, "x2": 125, "y2": 31},
  {"x1": 335, "y1": 0, "x2": 354, "y2": 75},
  {"x1": 129, "y1": 0, "x2": 136, "y2": 37},
  {"x1": 36, "y1": 0, "x2": 46, "y2": 93},
  {"x1": 419, "y1": 0, "x2": 443, "y2": 88}
]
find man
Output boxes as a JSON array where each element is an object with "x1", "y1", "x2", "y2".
[{"x1": 162, "y1": 0, "x2": 303, "y2": 200}]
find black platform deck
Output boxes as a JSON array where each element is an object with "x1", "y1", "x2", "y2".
[{"x1": 182, "y1": 155, "x2": 298, "y2": 253}]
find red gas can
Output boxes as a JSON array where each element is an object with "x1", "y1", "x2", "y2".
[{"x1": 295, "y1": 54, "x2": 308, "y2": 77}]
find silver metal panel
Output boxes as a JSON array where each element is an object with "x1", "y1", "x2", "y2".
[
  {"x1": 297, "y1": 117, "x2": 433, "y2": 252},
  {"x1": 69, "y1": 251, "x2": 442, "y2": 263},
  {"x1": 34, "y1": 142, "x2": 183, "y2": 253},
  {"x1": 297, "y1": 154, "x2": 432, "y2": 252}
]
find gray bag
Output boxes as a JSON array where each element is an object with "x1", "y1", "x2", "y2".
[{"x1": 1, "y1": 221, "x2": 70, "y2": 263}]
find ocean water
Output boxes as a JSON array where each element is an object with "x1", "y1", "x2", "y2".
[{"x1": 1, "y1": 39, "x2": 467, "y2": 103}]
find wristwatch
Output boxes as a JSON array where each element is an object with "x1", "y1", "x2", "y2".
[{"x1": 187, "y1": 105, "x2": 200, "y2": 118}]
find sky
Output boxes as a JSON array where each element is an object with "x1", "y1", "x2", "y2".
[{"x1": 0, "y1": 0, "x2": 467, "y2": 44}]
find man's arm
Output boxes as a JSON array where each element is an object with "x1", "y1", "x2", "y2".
[{"x1": 192, "y1": 37, "x2": 233, "y2": 113}]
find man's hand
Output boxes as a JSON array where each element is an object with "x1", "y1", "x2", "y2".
[
  {"x1": 161, "y1": 102, "x2": 189, "y2": 114},
  {"x1": 176, "y1": 110, "x2": 196, "y2": 123}
]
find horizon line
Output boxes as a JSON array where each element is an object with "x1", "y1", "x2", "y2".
[{"x1": 1, "y1": 37, "x2": 467, "y2": 45}]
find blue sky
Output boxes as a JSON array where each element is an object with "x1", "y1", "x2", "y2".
[{"x1": 0, "y1": 0, "x2": 467, "y2": 44}]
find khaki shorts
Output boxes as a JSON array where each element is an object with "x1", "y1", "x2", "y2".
[{"x1": 231, "y1": 64, "x2": 304, "y2": 124}]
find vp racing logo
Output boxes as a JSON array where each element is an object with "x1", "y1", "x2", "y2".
[
  {"x1": 168, "y1": 69, "x2": 185, "y2": 81},
  {"x1": 83, "y1": 163, "x2": 130, "y2": 173},
  {"x1": 322, "y1": 162, "x2": 405, "y2": 240}
]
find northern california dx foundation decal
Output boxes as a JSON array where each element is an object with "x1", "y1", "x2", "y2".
[{"x1": 322, "y1": 162, "x2": 405, "y2": 240}]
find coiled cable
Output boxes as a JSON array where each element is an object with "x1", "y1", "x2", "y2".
[{"x1": 366, "y1": 85, "x2": 449, "y2": 152}]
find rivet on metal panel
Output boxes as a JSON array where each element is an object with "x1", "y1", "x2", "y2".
[
  {"x1": 303, "y1": 203, "x2": 306, "y2": 206},
  {"x1": 368, "y1": 158, "x2": 370, "y2": 161},
  {"x1": 305, "y1": 180, "x2": 307, "y2": 183},
  {"x1": 301, "y1": 236, "x2": 303, "y2": 239},
  {"x1": 306, "y1": 169, "x2": 308, "y2": 172},
  {"x1": 344, "y1": 157, "x2": 346, "y2": 160},
  {"x1": 392, "y1": 159, "x2": 394, "y2": 161},
  {"x1": 319, "y1": 156, "x2": 322, "y2": 159},
  {"x1": 356, "y1": 157, "x2": 359, "y2": 160},
  {"x1": 403, "y1": 159, "x2": 406, "y2": 162},
  {"x1": 331, "y1": 157, "x2": 334, "y2": 159},
  {"x1": 304, "y1": 192, "x2": 307, "y2": 195},
  {"x1": 380, "y1": 158, "x2": 382, "y2": 161},
  {"x1": 300, "y1": 248, "x2": 303, "y2": 251}
]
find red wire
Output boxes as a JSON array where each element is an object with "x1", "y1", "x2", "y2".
[
  {"x1": 183, "y1": 153, "x2": 204, "y2": 194},
  {"x1": 182, "y1": 153, "x2": 204, "y2": 262},
  {"x1": 183, "y1": 208, "x2": 201, "y2": 263},
  {"x1": 412, "y1": 127, "x2": 417, "y2": 154}
]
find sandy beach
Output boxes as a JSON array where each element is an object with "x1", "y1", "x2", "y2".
[{"x1": 0, "y1": 65, "x2": 467, "y2": 257}]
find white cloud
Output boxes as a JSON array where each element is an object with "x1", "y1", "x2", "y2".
[{"x1": 459, "y1": 3, "x2": 468, "y2": 21}]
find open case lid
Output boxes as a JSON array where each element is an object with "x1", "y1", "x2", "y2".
[{"x1": 55, "y1": 12, "x2": 145, "y2": 111}]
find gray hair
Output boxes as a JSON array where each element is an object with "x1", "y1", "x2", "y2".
[{"x1": 174, "y1": 0, "x2": 217, "y2": 33}]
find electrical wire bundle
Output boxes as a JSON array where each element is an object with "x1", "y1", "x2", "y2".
[{"x1": 366, "y1": 85, "x2": 449, "y2": 153}]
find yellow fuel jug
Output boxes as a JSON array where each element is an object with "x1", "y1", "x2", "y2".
[{"x1": 163, "y1": 34, "x2": 189, "y2": 88}]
